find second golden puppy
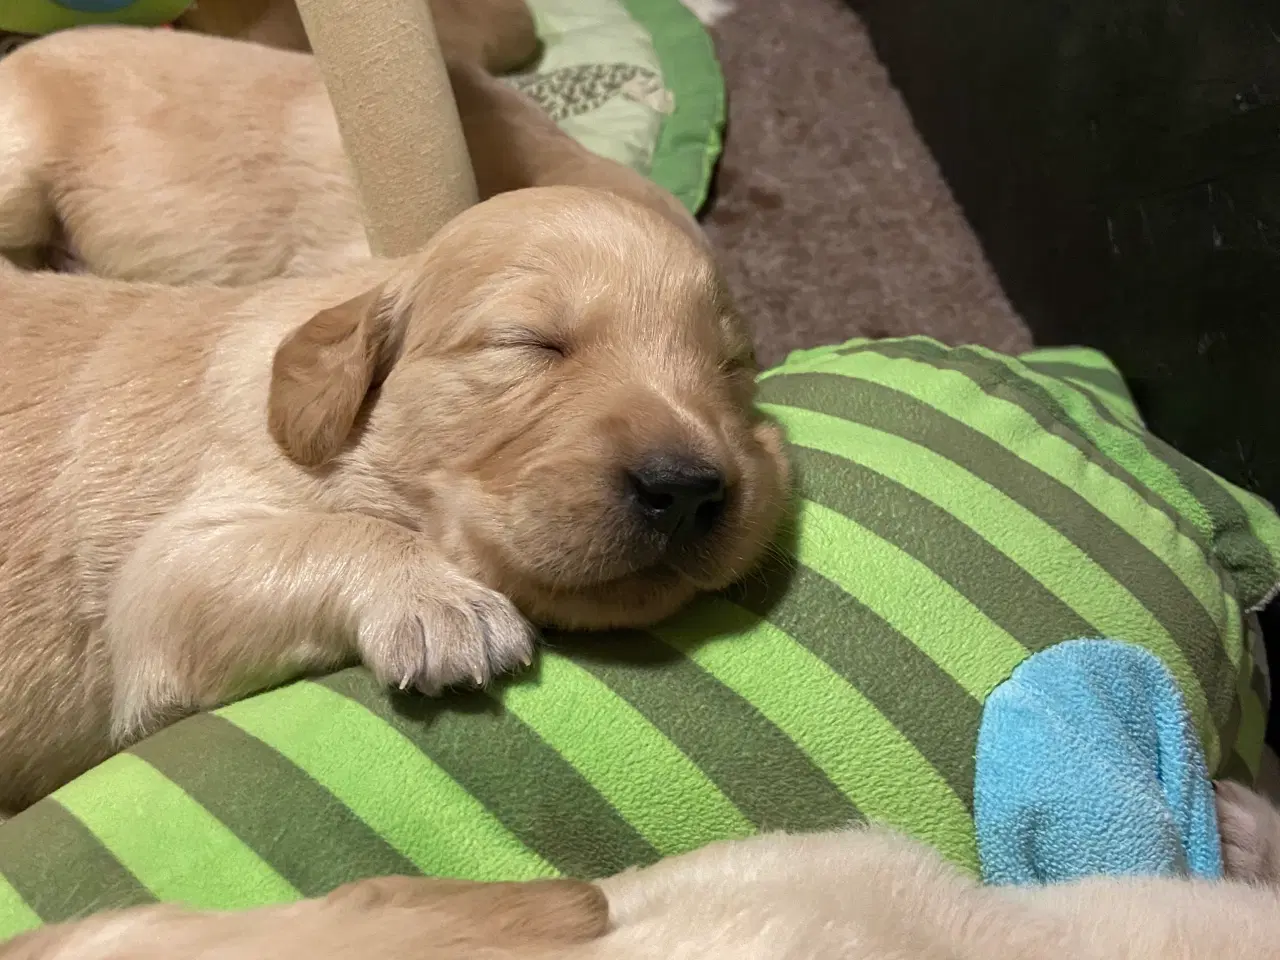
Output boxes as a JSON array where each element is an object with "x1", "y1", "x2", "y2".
[
  {"x1": 0, "y1": 27, "x2": 698, "y2": 283},
  {"x1": 0, "y1": 187, "x2": 789, "y2": 815}
]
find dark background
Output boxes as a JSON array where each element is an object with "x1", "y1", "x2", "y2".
[{"x1": 849, "y1": 0, "x2": 1280, "y2": 742}]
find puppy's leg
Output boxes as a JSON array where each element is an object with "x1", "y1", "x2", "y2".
[
  {"x1": 1216, "y1": 779, "x2": 1280, "y2": 884},
  {"x1": 105, "y1": 506, "x2": 537, "y2": 743},
  {"x1": 430, "y1": 0, "x2": 539, "y2": 73},
  {"x1": 448, "y1": 62, "x2": 702, "y2": 238}
]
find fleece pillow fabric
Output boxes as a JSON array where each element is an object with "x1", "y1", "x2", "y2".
[
  {"x1": 0, "y1": 337, "x2": 1277, "y2": 936},
  {"x1": 506, "y1": 0, "x2": 723, "y2": 213}
]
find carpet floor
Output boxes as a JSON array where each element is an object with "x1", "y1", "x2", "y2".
[{"x1": 696, "y1": 0, "x2": 1032, "y2": 366}]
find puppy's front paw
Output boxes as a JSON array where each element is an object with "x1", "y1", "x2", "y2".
[
  {"x1": 1216, "y1": 780, "x2": 1280, "y2": 885},
  {"x1": 356, "y1": 570, "x2": 537, "y2": 696}
]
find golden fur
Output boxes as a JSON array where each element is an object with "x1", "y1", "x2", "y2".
[
  {"x1": 0, "y1": 26, "x2": 698, "y2": 283},
  {"x1": 0, "y1": 186, "x2": 788, "y2": 813},
  {"x1": 8, "y1": 810, "x2": 1280, "y2": 960},
  {"x1": 178, "y1": 0, "x2": 541, "y2": 74}
]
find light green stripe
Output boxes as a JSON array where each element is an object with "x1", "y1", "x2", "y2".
[
  {"x1": 788, "y1": 498, "x2": 1025, "y2": 698},
  {"x1": 54, "y1": 756, "x2": 298, "y2": 909},
  {"x1": 1236, "y1": 666, "x2": 1267, "y2": 780},
  {"x1": 763, "y1": 353, "x2": 1231, "y2": 646},
  {"x1": 987, "y1": 351, "x2": 1217, "y2": 565},
  {"x1": 1020, "y1": 346, "x2": 1117, "y2": 368},
  {"x1": 1052, "y1": 374, "x2": 1143, "y2": 427},
  {"x1": 958, "y1": 348, "x2": 1251, "y2": 672},
  {"x1": 0, "y1": 875, "x2": 40, "y2": 935},
  {"x1": 216, "y1": 682, "x2": 555, "y2": 882},
  {"x1": 762, "y1": 403, "x2": 1213, "y2": 714},
  {"x1": 501, "y1": 656, "x2": 753, "y2": 852},
  {"x1": 651, "y1": 597, "x2": 976, "y2": 869}
]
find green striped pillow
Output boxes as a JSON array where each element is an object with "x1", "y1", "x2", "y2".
[{"x1": 1, "y1": 336, "x2": 1275, "y2": 935}]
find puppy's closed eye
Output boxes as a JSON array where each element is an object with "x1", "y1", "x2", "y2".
[{"x1": 486, "y1": 327, "x2": 568, "y2": 359}]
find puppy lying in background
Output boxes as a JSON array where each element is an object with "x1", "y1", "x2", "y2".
[
  {"x1": 0, "y1": 187, "x2": 788, "y2": 813},
  {"x1": 9, "y1": 796, "x2": 1280, "y2": 960},
  {"x1": 178, "y1": 0, "x2": 540, "y2": 73},
  {"x1": 0, "y1": 26, "x2": 697, "y2": 284}
]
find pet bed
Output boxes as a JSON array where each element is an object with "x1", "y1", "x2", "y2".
[{"x1": 1, "y1": 337, "x2": 1276, "y2": 935}]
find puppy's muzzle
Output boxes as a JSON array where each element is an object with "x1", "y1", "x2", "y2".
[{"x1": 627, "y1": 455, "x2": 727, "y2": 548}]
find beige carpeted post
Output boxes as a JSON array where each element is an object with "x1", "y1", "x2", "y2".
[{"x1": 293, "y1": 0, "x2": 478, "y2": 258}]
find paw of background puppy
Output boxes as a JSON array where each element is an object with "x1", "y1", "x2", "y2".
[{"x1": 1216, "y1": 779, "x2": 1280, "y2": 884}]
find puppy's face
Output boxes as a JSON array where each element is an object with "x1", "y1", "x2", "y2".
[{"x1": 268, "y1": 188, "x2": 789, "y2": 629}]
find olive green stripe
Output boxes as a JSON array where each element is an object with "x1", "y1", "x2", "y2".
[
  {"x1": 861, "y1": 340, "x2": 1212, "y2": 556},
  {"x1": 756, "y1": 371, "x2": 1230, "y2": 748},
  {"x1": 1250, "y1": 642, "x2": 1270, "y2": 709},
  {"x1": 216, "y1": 677, "x2": 555, "y2": 882},
  {"x1": 555, "y1": 628, "x2": 861, "y2": 831},
  {"x1": 55, "y1": 755, "x2": 298, "y2": 909},
  {"x1": 1011, "y1": 358, "x2": 1276, "y2": 614},
  {"x1": 985, "y1": 345, "x2": 1264, "y2": 584},
  {"x1": 788, "y1": 443, "x2": 1095, "y2": 651},
  {"x1": 0, "y1": 874, "x2": 40, "y2": 938},
  {"x1": 1020, "y1": 359, "x2": 1134, "y2": 406},
  {"x1": 1215, "y1": 475, "x2": 1280, "y2": 582},
  {"x1": 975, "y1": 351, "x2": 1265, "y2": 744},
  {"x1": 0, "y1": 799, "x2": 153, "y2": 924},
  {"x1": 950, "y1": 345, "x2": 1255, "y2": 664},
  {"x1": 1235, "y1": 658, "x2": 1268, "y2": 780},
  {"x1": 1221, "y1": 751, "x2": 1256, "y2": 785},
  {"x1": 319, "y1": 670, "x2": 661, "y2": 879},
  {"x1": 763, "y1": 404, "x2": 1187, "y2": 674},
  {"x1": 497, "y1": 653, "x2": 755, "y2": 852},
  {"x1": 725, "y1": 559, "x2": 981, "y2": 804},
  {"x1": 130, "y1": 713, "x2": 418, "y2": 897},
  {"x1": 1219, "y1": 684, "x2": 1244, "y2": 779},
  {"x1": 778, "y1": 491, "x2": 1028, "y2": 696},
  {"x1": 649, "y1": 597, "x2": 978, "y2": 870},
  {"x1": 875, "y1": 342, "x2": 1236, "y2": 646}
]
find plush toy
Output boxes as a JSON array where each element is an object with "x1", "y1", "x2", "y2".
[
  {"x1": 0, "y1": 0, "x2": 191, "y2": 36},
  {"x1": 0, "y1": 337, "x2": 1274, "y2": 937}
]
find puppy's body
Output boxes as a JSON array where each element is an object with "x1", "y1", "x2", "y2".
[
  {"x1": 6, "y1": 827, "x2": 1280, "y2": 960},
  {"x1": 177, "y1": 0, "x2": 540, "y2": 73},
  {"x1": 0, "y1": 188, "x2": 786, "y2": 813},
  {"x1": 0, "y1": 27, "x2": 698, "y2": 284},
  {"x1": 0, "y1": 29, "x2": 365, "y2": 283}
]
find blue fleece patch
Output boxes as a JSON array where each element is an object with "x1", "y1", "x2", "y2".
[{"x1": 975, "y1": 638, "x2": 1222, "y2": 885}]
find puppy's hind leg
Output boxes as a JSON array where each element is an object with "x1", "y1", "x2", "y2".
[{"x1": 1216, "y1": 779, "x2": 1280, "y2": 884}]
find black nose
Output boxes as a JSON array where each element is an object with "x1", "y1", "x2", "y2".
[{"x1": 628, "y1": 457, "x2": 727, "y2": 544}]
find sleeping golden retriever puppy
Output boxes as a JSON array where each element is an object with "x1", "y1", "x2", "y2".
[
  {"x1": 0, "y1": 27, "x2": 697, "y2": 283},
  {"x1": 0, "y1": 186, "x2": 788, "y2": 814},
  {"x1": 6, "y1": 823, "x2": 1280, "y2": 960}
]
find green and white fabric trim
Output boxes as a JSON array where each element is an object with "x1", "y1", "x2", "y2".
[{"x1": 512, "y1": 0, "x2": 724, "y2": 213}]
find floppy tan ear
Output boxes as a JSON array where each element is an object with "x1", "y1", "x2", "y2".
[{"x1": 268, "y1": 287, "x2": 399, "y2": 467}]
